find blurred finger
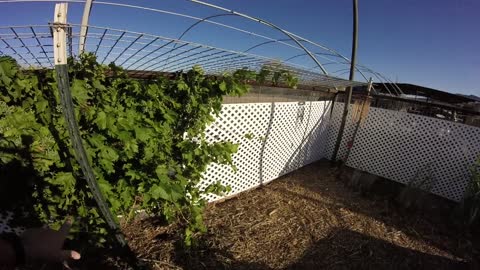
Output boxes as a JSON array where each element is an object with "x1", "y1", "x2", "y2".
[{"x1": 60, "y1": 250, "x2": 81, "y2": 261}]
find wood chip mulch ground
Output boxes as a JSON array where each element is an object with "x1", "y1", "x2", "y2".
[{"x1": 116, "y1": 160, "x2": 479, "y2": 269}]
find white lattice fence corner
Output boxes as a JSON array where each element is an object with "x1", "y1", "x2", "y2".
[
  {"x1": 323, "y1": 102, "x2": 355, "y2": 161},
  {"x1": 327, "y1": 102, "x2": 480, "y2": 202},
  {"x1": 199, "y1": 101, "x2": 332, "y2": 202}
]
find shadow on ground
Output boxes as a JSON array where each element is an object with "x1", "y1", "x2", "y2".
[
  {"x1": 284, "y1": 161, "x2": 479, "y2": 263},
  {"x1": 286, "y1": 228, "x2": 467, "y2": 270},
  {"x1": 170, "y1": 228, "x2": 467, "y2": 270}
]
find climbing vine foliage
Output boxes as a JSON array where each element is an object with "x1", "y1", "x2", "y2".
[{"x1": 0, "y1": 53, "x2": 263, "y2": 245}]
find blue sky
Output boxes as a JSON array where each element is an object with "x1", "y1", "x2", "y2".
[{"x1": 1, "y1": 0, "x2": 479, "y2": 95}]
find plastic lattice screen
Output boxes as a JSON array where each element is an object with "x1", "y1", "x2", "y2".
[
  {"x1": 323, "y1": 102, "x2": 357, "y2": 161},
  {"x1": 328, "y1": 102, "x2": 480, "y2": 202},
  {"x1": 199, "y1": 101, "x2": 332, "y2": 202}
]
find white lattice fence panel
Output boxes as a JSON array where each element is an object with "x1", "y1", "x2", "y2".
[
  {"x1": 200, "y1": 101, "x2": 332, "y2": 202},
  {"x1": 301, "y1": 101, "x2": 332, "y2": 165},
  {"x1": 324, "y1": 102, "x2": 357, "y2": 160},
  {"x1": 261, "y1": 101, "x2": 332, "y2": 183},
  {"x1": 338, "y1": 104, "x2": 480, "y2": 202}
]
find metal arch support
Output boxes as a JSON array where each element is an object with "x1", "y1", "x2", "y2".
[
  {"x1": 327, "y1": 62, "x2": 392, "y2": 96},
  {"x1": 348, "y1": 0, "x2": 359, "y2": 82},
  {"x1": 243, "y1": 38, "x2": 306, "y2": 53},
  {"x1": 359, "y1": 68, "x2": 395, "y2": 96},
  {"x1": 283, "y1": 53, "x2": 371, "y2": 86},
  {"x1": 370, "y1": 71, "x2": 398, "y2": 95},
  {"x1": 353, "y1": 64, "x2": 404, "y2": 95},
  {"x1": 72, "y1": 24, "x2": 312, "y2": 73},
  {"x1": 311, "y1": 62, "x2": 371, "y2": 87},
  {"x1": 53, "y1": 2, "x2": 126, "y2": 246},
  {"x1": 244, "y1": 40, "x2": 338, "y2": 60},
  {"x1": 186, "y1": 0, "x2": 350, "y2": 63},
  {"x1": 157, "y1": 13, "x2": 234, "y2": 70},
  {"x1": 244, "y1": 40, "x2": 276, "y2": 53},
  {"x1": 307, "y1": 62, "x2": 342, "y2": 68},
  {"x1": 357, "y1": 66, "x2": 398, "y2": 95},
  {"x1": 331, "y1": 0, "x2": 359, "y2": 161},
  {"x1": 159, "y1": 13, "x2": 325, "y2": 73},
  {"x1": 284, "y1": 51, "x2": 338, "y2": 62},
  {"x1": 373, "y1": 71, "x2": 404, "y2": 95},
  {"x1": 79, "y1": 0, "x2": 93, "y2": 55},
  {"x1": 188, "y1": 0, "x2": 328, "y2": 75},
  {"x1": 177, "y1": 13, "x2": 235, "y2": 41},
  {"x1": 238, "y1": 14, "x2": 331, "y2": 74},
  {"x1": 354, "y1": 65, "x2": 397, "y2": 95},
  {"x1": 3, "y1": 0, "x2": 358, "y2": 75},
  {"x1": 0, "y1": 1, "x2": 338, "y2": 60}
]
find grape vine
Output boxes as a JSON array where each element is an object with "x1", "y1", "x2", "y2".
[{"x1": 0, "y1": 53, "x2": 266, "y2": 246}]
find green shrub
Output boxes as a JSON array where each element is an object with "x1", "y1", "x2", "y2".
[{"x1": 0, "y1": 53, "x2": 252, "y2": 245}]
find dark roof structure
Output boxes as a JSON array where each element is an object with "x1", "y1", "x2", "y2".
[{"x1": 370, "y1": 83, "x2": 477, "y2": 104}]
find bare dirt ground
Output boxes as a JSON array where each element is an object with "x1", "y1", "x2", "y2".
[{"x1": 118, "y1": 160, "x2": 479, "y2": 270}]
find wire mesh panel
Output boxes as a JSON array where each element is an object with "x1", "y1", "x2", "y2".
[
  {"x1": 0, "y1": 25, "x2": 55, "y2": 68},
  {"x1": 199, "y1": 101, "x2": 332, "y2": 202},
  {"x1": 328, "y1": 102, "x2": 480, "y2": 202},
  {"x1": 0, "y1": 23, "x2": 367, "y2": 89},
  {"x1": 0, "y1": 0, "x2": 408, "y2": 94}
]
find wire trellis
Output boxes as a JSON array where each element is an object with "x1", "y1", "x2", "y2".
[
  {"x1": 0, "y1": 0, "x2": 404, "y2": 91},
  {"x1": 0, "y1": 24, "x2": 366, "y2": 89}
]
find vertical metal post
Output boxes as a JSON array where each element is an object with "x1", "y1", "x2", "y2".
[
  {"x1": 367, "y1": 78, "x2": 373, "y2": 95},
  {"x1": 344, "y1": 78, "x2": 372, "y2": 164},
  {"x1": 348, "y1": 0, "x2": 359, "y2": 83},
  {"x1": 78, "y1": 0, "x2": 93, "y2": 55},
  {"x1": 53, "y1": 3, "x2": 126, "y2": 246},
  {"x1": 53, "y1": 3, "x2": 68, "y2": 66},
  {"x1": 331, "y1": 0, "x2": 358, "y2": 161}
]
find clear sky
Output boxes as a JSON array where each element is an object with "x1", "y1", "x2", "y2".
[{"x1": 1, "y1": 0, "x2": 479, "y2": 95}]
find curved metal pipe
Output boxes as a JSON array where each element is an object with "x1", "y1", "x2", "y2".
[
  {"x1": 3, "y1": 1, "x2": 382, "y2": 78},
  {"x1": 356, "y1": 67, "x2": 395, "y2": 95},
  {"x1": 0, "y1": 0, "x2": 317, "y2": 55},
  {"x1": 178, "y1": 13, "x2": 234, "y2": 41},
  {"x1": 321, "y1": 62, "x2": 369, "y2": 85},
  {"x1": 2, "y1": 0, "x2": 398, "y2": 85},
  {"x1": 187, "y1": 0, "x2": 328, "y2": 74},
  {"x1": 154, "y1": 8, "x2": 330, "y2": 74},
  {"x1": 372, "y1": 71, "x2": 404, "y2": 95},
  {"x1": 243, "y1": 39, "x2": 278, "y2": 53},
  {"x1": 354, "y1": 64, "x2": 403, "y2": 95},
  {"x1": 158, "y1": 13, "x2": 234, "y2": 70},
  {"x1": 284, "y1": 52, "x2": 339, "y2": 62}
]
